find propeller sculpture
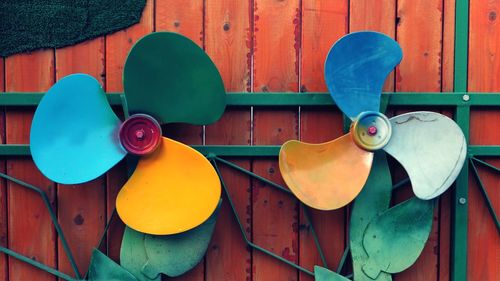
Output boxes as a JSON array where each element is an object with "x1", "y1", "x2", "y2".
[
  {"x1": 30, "y1": 32, "x2": 225, "y2": 279},
  {"x1": 279, "y1": 31, "x2": 467, "y2": 280},
  {"x1": 279, "y1": 31, "x2": 467, "y2": 211}
]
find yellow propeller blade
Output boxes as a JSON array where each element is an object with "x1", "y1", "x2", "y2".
[
  {"x1": 279, "y1": 133, "x2": 373, "y2": 210},
  {"x1": 116, "y1": 137, "x2": 221, "y2": 235}
]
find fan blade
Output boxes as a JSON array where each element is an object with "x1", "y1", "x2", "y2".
[
  {"x1": 123, "y1": 32, "x2": 226, "y2": 125},
  {"x1": 279, "y1": 134, "x2": 374, "y2": 210},
  {"x1": 362, "y1": 198, "x2": 434, "y2": 279},
  {"x1": 141, "y1": 200, "x2": 222, "y2": 278},
  {"x1": 116, "y1": 137, "x2": 221, "y2": 235},
  {"x1": 30, "y1": 74, "x2": 126, "y2": 184},
  {"x1": 383, "y1": 111, "x2": 467, "y2": 199},
  {"x1": 324, "y1": 31, "x2": 402, "y2": 119},
  {"x1": 88, "y1": 249, "x2": 138, "y2": 281}
]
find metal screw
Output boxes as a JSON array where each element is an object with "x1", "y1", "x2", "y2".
[
  {"x1": 367, "y1": 126, "x2": 378, "y2": 136},
  {"x1": 135, "y1": 129, "x2": 145, "y2": 141},
  {"x1": 462, "y1": 94, "x2": 470, "y2": 102},
  {"x1": 459, "y1": 197, "x2": 467, "y2": 204}
]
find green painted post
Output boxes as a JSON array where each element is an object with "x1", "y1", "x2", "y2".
[{"x1": 452, "y1": 0, "x2": 470, "y2": 280}]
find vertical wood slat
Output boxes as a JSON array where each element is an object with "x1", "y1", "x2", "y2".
[
  {"x1": 55, "y1": 38, "x2": 107, "y2": 279},
  {"x1": 468, "y1": 1, "x2": 500, "y2": 280},
  {"x1": 105, "y1": 0, "x2": 154, "y2": 262},
  {"x1": 155, "y1": 1, "x2": 205, "y2": 280},
  {"x1": 299, "y1": 1, "x2": 348, "y2": 280},
  {"x1": 5, "y1": 51, "x2": 56, "y2": 281},
  {"x1": 156, "y1": 0, "x2": 205, "y2": 145},
  {"x1": 350, "y1": 0, "x2": 397, "y2": 91},
  {"x1": 439, "y1": 1, "x2": 456, "y2": 280},
  {"x1": 0, "y1": 57, "x2": 7, "y2": 281},
  {"x1": 394, "y1": 1, "x2": 443, "y2": 281},
  {"x1": 205, "y1": 1, "x2": 252, "y2": 281},
  {"x1": 253, "y1": 1, "x2": 300, "y2": 281}
]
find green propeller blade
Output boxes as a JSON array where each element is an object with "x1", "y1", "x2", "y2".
[
  {"x1": 87, "y1": 249, "x2": 138, "y2": 281},
  {"x1": 314, "y1": 266, "x2": 350, "y2": 281},
  {"x1": 141, "y1": 200, "x2": 221, "y2": 278},
  {"x1": 362, "y1": 198, "x2": 434, "y2": 279},
  {"x1": 120, "y1": 228, "x2": 160, "y2": 281},
  {"x1": 123, "y1": 32, "x2": 226, "y2": 125},
  {"x1": 349, "y1": 151, "x2": 393, "y2": 281}
]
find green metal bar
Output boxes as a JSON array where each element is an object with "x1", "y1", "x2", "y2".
[
  {"x1": 454, "y1": 0, "x2": 469, "y2": 92},
  {"x1": 470, "y1": 157, "x2": 500, "y2": 173},
  {"x1": 301, "y1": 206, "x2": 328, "y2": 268},
  {"x1": 1, "y1": 92, "x2": 500, "y2": 106},
  {"x1": 469, "y1": 159, "x2": 500, "y2": 234},
  {"x1": 0, "y1": 172, "x2": 82, "y2": 279},
  {"x1": 336, "y1": 245, "x2": 350, "y2": 273},
  {"x1": 452, "y1": 105, "x2": 470, "y2": 281},
  {"x1": 0, "y1": 247, "x2": 79, "y2": 281},
  {"x1": 468, "y1": 145, "x2": 500, "y2": 156},
  {"x1": 1, "y1": 144, "x2": 500, "y2": 158},
  {"x1": 213, "y1": 156, "x2": 291, "y2": 194},
  {"x1": 210, "y1": 159, "x2": 315, "y2": 277}
]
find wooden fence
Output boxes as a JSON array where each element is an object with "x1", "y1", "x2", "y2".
[{"x1": 0, "y1": 0, "x2": 498, "y2": 280}]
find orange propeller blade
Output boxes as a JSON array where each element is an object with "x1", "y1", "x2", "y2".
[
  {"x1": 116, "y1": 137, "x2": 221, "y2": 235},
  {"x1": 279, "y1": 134, "x2": 374, "y2": 210}
]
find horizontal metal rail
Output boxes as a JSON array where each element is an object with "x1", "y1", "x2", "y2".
[{"x1": 0, "y1": 92, "x2": 499, "y2": 106}]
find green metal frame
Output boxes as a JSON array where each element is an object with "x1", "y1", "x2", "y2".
[{"x1": 0, "y1": 91, "x2": 498, "y2": 281}]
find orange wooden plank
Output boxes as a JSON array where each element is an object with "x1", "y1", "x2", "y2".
[
  {"x1": 156, "y1": 1, "x2": 205, "y2": 280},
  {"x1": 439, "y1": 1, "x2": 455, "y2": 280},
  {"x1": 253, "y1": 0, "x2": 299, "y2": 92},
  {"x1": 0, "y1": 57, "x2": 7, "y2": 281},
  {"x1": 299, "y1": 1, "x2": 348, "y2": 280},
  {"x1": 5, "y1": 50, "x2": 56, "y2": 281},
  {"x1": 105, "y1": 0, "x2": 154, "y2": 262},
  {"x1": 155, "y1": 0, "x2": 204, "y2": 148},
  {"x1": 55, "y1": 38, "x2": 106, "y2": 277},
  {"x1": 204, "y1": 1, "x2": 252, "y2": 280},
  {"x1": 253, "y1": 1, "x2": 300, "y2": 280},
  {"x1": 205, "y1": 113, "x2": 251, "y2": 280},
  {"x1": 394, "y1": 1, "x2": 443, "y2": 281},
  {"x1": 468, "y1": 2, "x2": 500, "y2": 280},
  {"x1": 350, "y1": 0, "x2": 397, "y2": 92}
]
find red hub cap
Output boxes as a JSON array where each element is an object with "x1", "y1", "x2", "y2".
[{"x1": 119, "y1": 114, "x2": 162, "y2": 155}]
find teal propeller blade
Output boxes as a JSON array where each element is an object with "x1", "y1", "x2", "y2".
[
  {"x1": 30, "y1": 74, "x2": 127, "y2": 184},
  {"x1": 324, "y1": 31, "x2": 402, "y2": 120},
  {"x1": 87, "y1": 249, "x2": 138, "y2": 281},
  {"x1": 123, "y1": 32, "x2": 226, "y2": 125},
  {"x1": 362, "y1": 198, "x2": 434, "y2": 279}
]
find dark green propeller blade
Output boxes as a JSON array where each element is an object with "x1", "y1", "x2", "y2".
[{"x1": 123, "y1": 32, "x2": 226, "y2": 125}]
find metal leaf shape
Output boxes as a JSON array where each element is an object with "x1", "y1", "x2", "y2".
[
  {"x1": 362, "y1": 198, "x2": 434, "y2": 279},
  {"x1": 314, "y1": 266, "x2": 350, "y2": 281},
  {"x1": 141, "y1": 200, "x2": 222, "y2": 278},
  {"x1": 349, "y1": 151, "x2": 393, "y2": 281},
  {"x1": 88, "y1": 249, "x2": 138, "y2": 281},
  {"x1": 120, "y1": 227, "x2": 160, "y2": 281}
]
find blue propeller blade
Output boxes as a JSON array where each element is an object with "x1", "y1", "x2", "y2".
[
  {"x1": 30, "y1": 74, "x2": 127, "y2": 184},
  {"x1": 324, "y1": 31, "x2": 402, "y2": 119}
]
